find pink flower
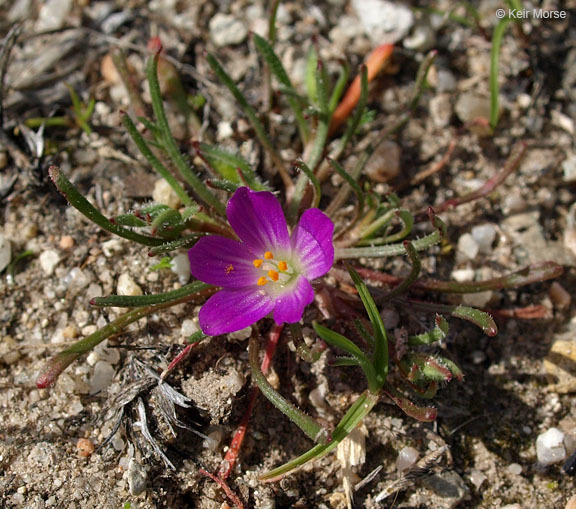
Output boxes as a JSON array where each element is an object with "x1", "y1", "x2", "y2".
[{"x1": 188, "y1": 187, "x2": 334, "y2": 335}]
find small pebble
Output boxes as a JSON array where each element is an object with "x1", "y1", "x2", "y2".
[
  {"x1": 396, "y1": 446, "x2": 419, "y2": 472},
  {"x1": 365, "y1": 140, "x2": 401, "y2": 183},
  {"x1": 380, "y1": 308, "x2": 400, "y2": 329},
  {"x1": 62, "y1": 325, "x2": 78, "y2": 339},
  {"x1": 352, "y1": 0, "x2": 413, "y2": 44},
  {"x1": 429, "y1": 94, "x2": 452, "y2": 128},
  {"x1": 403, "y1": 24, "x2": 436, "y2": 52},
  {"x1": 471, "y1": 224, "x2": 497, "y2": 254},
  {"x1": 471, "y1": 350, "x2": 486, "y2": 365},
  {"x1": 457, "y1": 233, "x2": 479, "y2": 261},
  {"x1": 507, "y1": 463, "x2": 523, "y2": 475},
  {"x1": 127, "y1": 458, "x2": 148, "y2": 496},
  {"x1": 39, "y1": 249, "x2": 61, "y2": 276},
  {"x1": 468, "y1": 468, "x2": 487, "y2": 489},
  {"x1": 209, "y1": 13, "x2": 248, "y2": 47},
  {"x1": 562, "y1": 154, "x2": 576, "y2": 182},
  {"x1": 181, "y1": 319, "x2": 200, "y2": 337},
  {"x1": 536, "y1": 427, "x2": 566, "y2": 465},
  {"x1": 89, "y1": 360, "x2": 115, "y2": 395},
  {"x1": 152, "y1": 179, "x2": 181, "y2": 209},
  {"x1": 102, "y1": 239, "x2": 124, "y2": 257},
  {"x1": 436, "y1": 69, "x2": 457, "y2": 93},
  {"x1": 117, "y1": 273, "x2": 143, "y2": 296},
  {"x1": 59, "y1": 236, "x2": 74, "y2": 250},
  {"x1": 0, "y1": 234, "x2": 12, "y2": 273},
  {"x1": 549, "y1": 282, "x2": 571, "y2": 311},
  {"x1": 228, "y1": 325, "x2": 252, "y2": 341},
  {"x1": 170, "y1": 253, "x2": 191, "y2": 285},
  {"x1": 452, "y1": 268, "x2": 474, "y2": 282},
  {"x1": 455, "y1": 93, "x2": 491, "y2": 124},
  {"x1": 462, "y1": 290, "x2": 493, "y2": 308},
  {"x1": 77, "y1": 438, "x2": 95, "y2": 457},
  {"x1": 35, "y1": 0, "x2": 73, "y2": 31}
]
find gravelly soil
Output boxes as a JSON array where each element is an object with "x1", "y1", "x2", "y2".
[{"x1": 1, "y1": 1, "x2": 576, "y2": 508}]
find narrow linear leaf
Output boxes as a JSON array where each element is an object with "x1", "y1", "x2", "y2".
[
  {"x1": 381, "y1": 241, "x2": 421, "y2": 300},
  {"x1": 90, "y1": 281, "x2": 212, "y2": 307},
  {"x1": 147, "y1": 234, "x2": 204, "y2": 255},
  {"x1": 294, "y1": 160, "x2": 321, "y2": 209},
  {"x1": 490, "y1": 18, "x2": 512, "y2": 129},
  {"x1": 49, "y1": 166, "x2": 166, "y2": 247},
  {"x1": 346, "y1": 265, "x2": 389, "y2": 384},
  {"x1": 415, "y1": 261, "x2": 564, "y2": 293},
  {"x1": 253, "y1": 33, "x2": 309, "y2": 143},
  {"x1": 122, "y1": 113, "x2": 195, "y2": 207},
  {"x1": 313, "y1": 321, "x2": 378, "y2": 391},
  {"x1": 259, "y1": 390, "x2": 379, "y2": 481},
  {"x1": 196, "y1": 142, "x2": 268, "y2": 190},
  {"x1": 249, "y1": 336, "x2": 331, "y2": 445},
  {"x1": 37, "y1": 289, "x2": 202, "y2": 388},
  {"x1": 147, "y1": 50, "x2": 225, "y2": 214},
  {"x1": 336, "y1": 209, "x2": 446, "y2": 259},
  {"x1": 328, "y1": 158, "x2": 365, "y2": 216},
  {"x1": 328, "y1": 61, "x2": 350, "y2": 113},
  {"x1": 384, "y1": 387, "x2": 437, "y2": 422},
  {"x1": 407, "y1": 300, "x2": 498, "y2": 337},
  {"x1": 408, "y1": 315, "x2": 449, "y2": 345},
  {"x1": 206, "y1": 53, "x2": 290, "y2": 189}
]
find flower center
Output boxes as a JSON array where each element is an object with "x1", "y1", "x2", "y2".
[{"x1": 253, "y1": 251, "x2": 295, "y2": 287}]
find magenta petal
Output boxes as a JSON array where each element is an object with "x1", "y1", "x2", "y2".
[
  {"x1": 188, "y1": 237, "x2": 259, "y2": 288},
  {"x1": 199, "y1": 287, "x2": 274, "y2": 335},
  {"x1": 227, "y1": 187, "x2": 290, "y2": 255},
  {"x1": 273, "y1": 276, "x2": 314, "y2": 324},
  {"x1": 291, "y1": 209, "x2": 334, "y2": 279}
]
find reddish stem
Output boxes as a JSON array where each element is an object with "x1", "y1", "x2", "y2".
[
  {"x1": 431, "y1": 141, "x2": 527, "y2": 215},
  {"x1": 218, "y1": 324, "x2": 284, "y2": 480},
  {"x1": 198, "y1": 469, "x2": 244, "y2": 509},
  {"x1": 161, "y1": 342, "x2": 199, "y2": 380}
]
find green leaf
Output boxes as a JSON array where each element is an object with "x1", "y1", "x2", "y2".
[
  {"x1": 313, "y1": 321, "x2": 379, "y2": 392},
  {"x1": 90, "y1": 281, "x2": 211, "y2": 307},
  {"x1": 259, "y1": 390, "x2": 379, "y2": 481},
  {"x1": 294, "y1": 160, "x2": 321, "y2": 209},
  {"x1": 408, "y1": 315, "x2": 449, "y2": 345},
  {"x1": 346, "y1": 265, "x2": 389, "y2": 385},
  {"x1": 196, "y1": 143, "x2": 268, "y2": 190},
  {"x1": 150, "y1": 257, "x2": 173, "y2": 271},
  {"x1": 380, "y1": 241, "x2": 421, "y2": 300},
  {"x1": 490, "y1": 18, "x2": 512, "y2": 129},
  {"x1": 452, "y1": 305, "x2": 498, "y2": 336},
  {"x1": 147, "y1": 51, "x2": 225, "y2": 214},
  {"x1": 147, "y1": 234, "x2": 203, "y2": 256},
  {"x1": 48, "y1": 166, "x2": 166, "y2": 247},
  {"x1": 206, "y1": 53, "x2": 287, "y2": 185},
  {"x1": 253, "y1": 32, "x2": 309, "y2": 143},
  {"x1": 249, "y1": 336, "x2": 331, "y2": 445},
  {"x1": 335, "y1": 209, "x2": 446, "y2": 259},
  {"x1": 122, "y1": 112, "x2": 195, "y2": 207},
  {"x1": 383, "y1": 387, "x2": 437, "y2": 422}
]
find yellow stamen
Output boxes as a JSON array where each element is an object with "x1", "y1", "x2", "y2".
[
  {"x1": 278, "y1": 260, "x2": 288, "y2": 271},
  {"x1": 257, "y1": 276, "x2": 268, "y2": 286},
  {"x1": 264, "y1": 251, "x2": 274, "y2": 260},
  {"x1": 268, "y1": 270, "x2": 279, "y2": 282},
  {"x1": 225, "y1": 264, "x2": 234, "y2": 274},
  {"x1": 253, "y1": 259, "x2": 263, "y2": 268}
]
